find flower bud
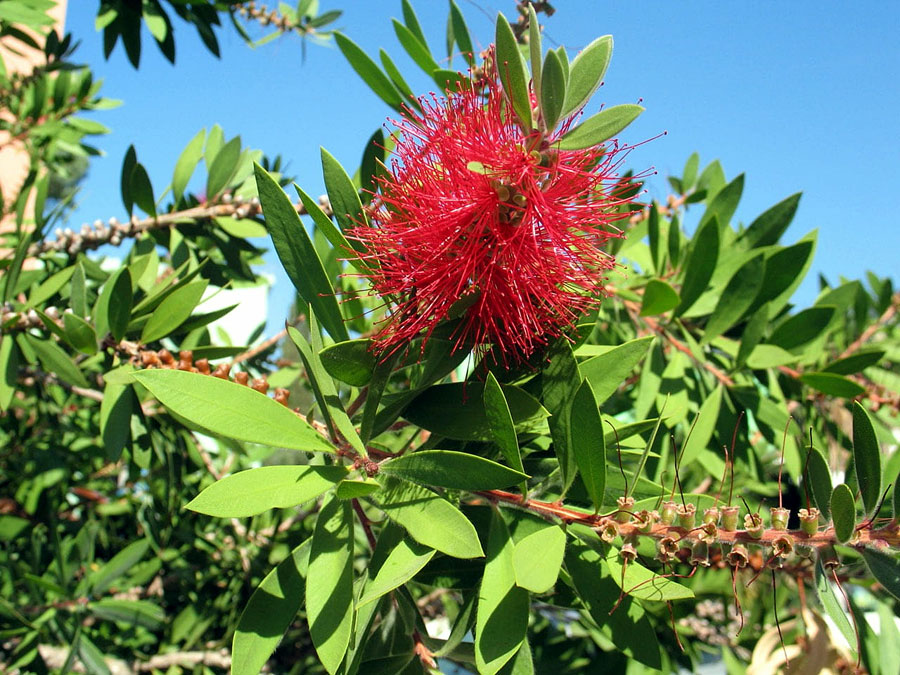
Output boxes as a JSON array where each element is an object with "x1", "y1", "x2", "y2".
[
  {"x1": 769, "y1": 506, "x2": 790, "y2": 531},
  {"x1": 676, "y1": 502, "x2": 696, "y2": 530},
  {"x1": 616, "y1": 496, "x2": 635, "y2": 523},
  {"x1": 721, "y1": 505, "x2": 740, "y2": 531},
  {"x1": 798, "y1": 508, "x2": 820, "y2": 536},
  {"x1": 660, "y1": 500, "x2": 678, "y2": 526}
]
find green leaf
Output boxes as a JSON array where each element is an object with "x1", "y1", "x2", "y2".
[
  {"x1": 579, "y1": 336, "x2": 654, "y2": 406},
  {"x1": 702, "y1": 253, "x2": 765, "y2": 343},
  {"x1": 640, "y1": 279, "x2": 680, "y2": 316},
  {"x1": 0, "y1": 336, "x2": 19, "y2": 411},
  {"x1": 93, "y1": 267, "x2": 132, "y2": 342},
  {"x1": 63, "y1": 313, "x2": 97, "y2": 355},
  {"x1": 768, "y1": 306, "x2": 835, "y2": 351},
  {"x1": 543, "y1": 339, "x2": 580, "y2": 492},
  {"x1": 392, "y1": 19, "x2": 439, "y2": 75},
  {"x1": 484, "y1": 372, "x2": 525, "y2": 490},
  {"x1": 374, "y1": 477, "x2": 483, "y2": 559},
  {"x1": 569, "y1": 380, "x2": 606, "y2": 512},
  {"x1": 605, "y1": 546, "x2": 693, "y2": 601},
  {"x1": 495, "y1": 12, "x2": 531, "y2": 129},
  {"x1": 172, "y1": 128, "x2": 205, "y2": 203},
  {"x1": 560, "y1": 35, "x2": 612, "y2": 118},
  {"x1": 70, "y1": 262, "x2": 87, "y2": 317},
  {"x1": 814, "y1": 559, "x2": 856, "y2": 655},
  {"x1": 334, "y1": 32, "x2": 402, "y2": 109},
  {"x1": 822, "y1": 349, "x2": 885, "y2": 375},
  {"x1": 403, "y1": 382, "x2": 547, "y2": 441},
  {"x1": 130, "y1": 163, "x2": 156, "y2": 217},
  {"x1": 121, "y1": 145, "x2": 137, "y2": 216},
  {"x1": 528, "y1": 4, "x2": 542, "y2": 102},
  {"x1": 380, "y1": 450, "x2": 528, "y2": 490},
  {"x1": 307, "y1": 496, "x2": 355, "y2": 675},
  {"x1": 740, "y1": 192, "x2": 801, "y2": 248},
  {"x1": 359, "y1": 351, "x2": 396, "y2": 444},
  {"x1": 334, "y1": 478, "x2": 381, "y2": 500},
  {"x1": 186, "y1": 465, "x2": 347, "y2": 517},
  {"x1": 89, "y1": 539, "x2": 149, "y2": 596},
  {"x1": 750, "y1": 236, "x2": 816, "y2": 316},
  {"x1": 141, "y1": 279, "x2": 207, "y2": 343},
  {"x1": 512, "y1": 524, "x2": 565, "y2": 593},
  {"x1": 206, "y1": 135, "x2": 242, "y2": 198},
  {"x1": 448, "y1": 0, "x2": 473, "y2": 64},
  {"x1": 100, "y1": 383, "x2": 132, "y2": 460},
  {"x1": 401, "y1": 0, "x2": 427, "y2": 46},
  {"x1": 852, "y1": 402, "x2": 882, "y2": 516},
  {"x1": 861, "y1": 548, "x2": 900, "y2": 601},
  {"x1": 89, "y1": 599, "x2": 164, "y2": 630},
  {"x1": 26, "y1": 265, "x2": 75, "y2": 308},
  {"x1": 564, "y1": 539, "x2": 661, "y2": 669},
  {"x1": 475, "y1": 508, "x2": 529, "y2": 675},
  {"x1": 735, "y1": 303, "x2": 769, "y2": 369},
  {"x1": 557, "y1": 104, "x2": 643, "y2": 150},
  {"x1": 745, "y1": 344, "x2": 798, "y2": 369},
  {"x1": 321, "y1": 147, "x2": 368, "y2": 241},
  {"x1": 698, "y1": 173, "x2": 744, "y2": 229},
  {"x1": 805, "y1": 445, "x2": 833, "y2": 520},
  {"x1": 233, "y1": 540, "x2": 310, "y2": 675},
  {"x1": 287, "y1": 325, "x2": 366, "y2": 457},
  {"x1": 675, "y1": 215, "x2": 719, "y2": 316},
  {"x1": 293, "y1": 183, "x2": 366, "y2": 274},
  {"x1": 680, "y1": 385, "x2": 722, "y2": 467},
  {"x1": 830, "y1": 483, "x2": 856, "y2": 544},
  {"x1": 24, "y1": 334, "x2": 89, "y2": 388},
  {"x1": 540, "y1": 48, "x2": 566, "y2": 132},
  {"x1": 255, "y1": 163, "x2": 348, "y2": 342},
  {"x1": 799, "y1": 373, "x2": 866, "y2": 399},
  {"x1": 357, "y1": 537, "x2": 436, "y2": 608},
  {"x1": 77, "y1": 634, "x2": 112, "y2": 675},
  {"x1": 132, "y1": 369, "x2": 334, "y2": 453}
]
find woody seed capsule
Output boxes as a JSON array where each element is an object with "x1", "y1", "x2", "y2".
[
  {"x1": 744, "y1": 512, "x2": 764, "y2": 539},
  {"x1": 702, "y1": 507, "x2": 719, "y2": 526},
  {"x1": 770, "y1": 506, "x2": 790, "y2": 531},
  {"x1": 721, "y1": 505, "x2": 740, "y2": 531},
  {"x1": 660, "y1": 501, "x2": 678, "y2": 526},
  {"x1": 635, "y1": 509, "x2": 658, "y2": 534},
  {"x1": 676, "y1": 502, "x2": 696, "y2": 530},
  {"x1": 798, "y1": 507, "x2": 820, "y2": 536},
  {"x1": 616, "y1": 496, "x2": 635, "y2": 524}
]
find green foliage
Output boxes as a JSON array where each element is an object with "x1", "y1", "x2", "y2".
[{"x1": 1, "y1": 3, "x2": 899, "y2": 675}]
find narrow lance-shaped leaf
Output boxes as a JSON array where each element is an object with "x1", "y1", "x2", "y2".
[
  {"x1": 233, "y1": 540, "x2": 311, "y2": 675},
  {"x1": 852, "y1": 401, "x2": 882, "y2": 516},
  {"x1": 334, "y1": 32, "x2": 402, "y2": 109},
  {"x1": 495, "y1": 12, "x2": 531, "y2": 129},
  {"x1": 484, "y1": 371, "x2": 526, "y2": 493},
  {"x1": 556, "y1": 104, "x2": 643, "y2": 151},
  {"x1": 380, "y1": 450, "x2": 528, "y2": 491},
  {"x1": 255, "y1": 163, "x2": 348, "y2": 342},
  {"x1": 675, "y1": 215, "x2": 719, "y2": 316},
  {"x1": 306, "y1": 496, "x2": 355, "y2": 675},
  {"x1": 702, "y1": 253, "x2": 765, "y2": 343},
  {"x1": 560, "y1": 35, "x2": 612, "y2": 118},
  {"x1": 475, "y1": 507, "x2": 529, "y2": 675},
  {"x1": 640, "y1": 279, "x2": 680, "y2": 316},
  {"x1": 569, "y1": 380, "x2": 606, "y2": 512},
  {"x1": 540, "y1": 48, "x2": 567, "y2": 132},
  {"x1": 141, "y1": 279, "x2": 207, "y2": 343},
  {"x1": 579, "y1": 335, "x2": 654, "y2": 406},
  {"x1": 357, "y1": 536, "x2": 436, "y2": 609},
  {"x1": 860, "y1": 548, "x2": 900, "y2": 601},
  {"x1": 185, "y1": 465, "x2": 348, "y2": 517},
  {"x1": 132, "y1": 369, "x2": 335, "y2": 454},
  {"x1": 448, "y1": 0, "x2": 474, "y2": 65},
  {"x1": 527, "y1": 4, "x2": 542, "y2": 102},
  {"x1": 814, "y1": 559, "x2": 857, "y2": 656},
  {"x1": 171, "y1": 128, "x2": 205, "y2": 203}
]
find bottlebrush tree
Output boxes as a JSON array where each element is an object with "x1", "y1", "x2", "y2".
[{"x1": 1, "y1": 2, "x2": 899, "y2": 674}]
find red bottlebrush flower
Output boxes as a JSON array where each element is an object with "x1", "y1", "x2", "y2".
[{"x1": 347, "y1": 56, "x2": 640, "y2": 365}]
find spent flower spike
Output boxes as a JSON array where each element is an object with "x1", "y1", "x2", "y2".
[{"x1": 347, "y1": 50, "x2": 643, "y2": 365}]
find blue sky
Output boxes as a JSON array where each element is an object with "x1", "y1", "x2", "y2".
[{"x1": 63, "y1": 1, "x2": 900, "y2": 336}]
